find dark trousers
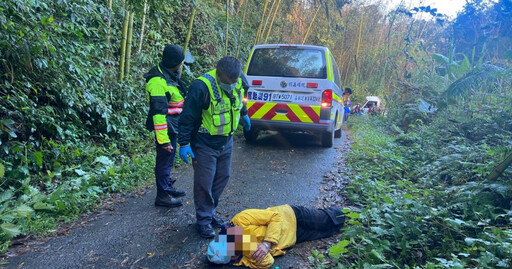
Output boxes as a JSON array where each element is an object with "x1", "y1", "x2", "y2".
[
  {"x1": 155, "y1": 136, "x2": 177, "y2": 193},
  {"x1": 192, "y1": 138, "x2": 233, "y2": 225},
  {"x1": 291, "y1": 206, "x2": 343, "y2": 244}
]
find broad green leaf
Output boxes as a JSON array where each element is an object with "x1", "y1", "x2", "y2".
[
  {"x1": 0, "y1": 163, "x2": 4, "y2": 178},
  {"x1": 432, "y1": 53, "x2": 449, "y2": 65},
  {"x1": 0, "y1": 190, "x2": 13, "y2": 203},
  {"x1": 74, "y1": 169, "x2": 87, "y2": 176},
  {"x1": 33, "y1": 151, "x2": 43, "y2": 166},
  {"x1": 371, "y1": 249, "x2": 387, "y2": 262},
  {"x1": 15, "y1": 204, "x2": 34, "y2": 218},
  {"x1": 1, "y1": 223, "x2": 21, "y2": 237},
  {"x1": 329, "y1": 239, "x2": 349, "y2": 256},
  {"x1": 0, "y1": 214, "x2": 15, "y2": 222},
  {"x1": 94, "y1": 156, "x2": 113, "y2": 166},
  {"x1": 1, "y1": 119, "x2": 14, "y2": 125},
  {"x1": 346, "y1": 212, "x2": 360, "y2": 219},
  {"x1": 33, "y1": 202, "x2": 55, "y2": 211}
]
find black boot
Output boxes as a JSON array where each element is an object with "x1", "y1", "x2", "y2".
[
  {"x1": 167, "y1": 188, "x2": 186, "y2": 197},
  {"x1": 155, "y1": 188, "x2": 182, "y2": 207}
]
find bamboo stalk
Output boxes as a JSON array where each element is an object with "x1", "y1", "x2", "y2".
[
  {"x1": 488, "y1": 152, "x2": 512, "y2": 180},
  {"x1": 225, "y1": 0, "x2": 229, "y2": 55},
  {"x1": 119, "y1": 7, "x2": 129, "y2": 81},
  {"x1": 124, "y1": 11, "x2": 134, "y2": 79},
  {"x1": 355, "y1": 4, "x2": 365, "y2": 63},
  {"x1": 137, "y1": 0, "x2": 148, "y2": 54},
  {"x1": 302, "y1": 4, "x2": 322, "y2": 45},
  {"x1": 254, "y1": 0, "x2": 270, "y2": 46},
  {"x1": 260, "y1": 0, "x2": 277, "y2": 43},
  {"x1": 183, "y1": 2, "x2": 197, "y2": 56},
  {"x1": 264, "y1": 0, "x2": 281, "y2": 43},
  {"x1": 236, "y1": 0, "x2": 249, "y2": 59},
  {"x1": 106, "y1": 0, "x2": 113, "y2": 46}
]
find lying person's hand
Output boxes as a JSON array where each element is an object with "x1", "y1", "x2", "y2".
[{"x1": 251, "y1": 242, "x2": 270, "y2": 263}]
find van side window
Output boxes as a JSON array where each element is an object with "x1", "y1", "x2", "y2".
[{"x1": 330, "y1": 54, "x2": 342, "y2": 89}]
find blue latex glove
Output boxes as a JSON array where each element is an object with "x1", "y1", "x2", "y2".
[
  {"x1": 241, "y1": 115, "x2": 251, "y2": 131},
  {"x1": 179, "y1": 145, "x2": 195, "y2": 164}
]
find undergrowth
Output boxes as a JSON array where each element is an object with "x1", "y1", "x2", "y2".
[{"x1": 329, "y1": 108, "x2": 511, "y2": 267}]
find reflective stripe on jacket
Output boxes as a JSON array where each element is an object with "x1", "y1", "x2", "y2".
[{"x1": 145, "y1": 64, "x2": 184, "y2": 145}]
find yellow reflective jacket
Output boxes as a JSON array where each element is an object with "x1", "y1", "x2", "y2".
[{"x1": 231, "y1": 204, "x2": 297, "y2": 269}]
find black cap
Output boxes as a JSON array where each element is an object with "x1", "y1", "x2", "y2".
[{"x1": 161, "y1": 45, "x2": 185, "y2": 69}]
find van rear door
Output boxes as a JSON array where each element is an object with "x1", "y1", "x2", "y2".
[{"x1": 245, "y1": 46, "x2": 327, "y2": 124}]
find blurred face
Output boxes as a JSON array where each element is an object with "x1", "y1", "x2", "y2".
[{"x1": 225, "y1": 226, "x2": 258, "y2": 257}]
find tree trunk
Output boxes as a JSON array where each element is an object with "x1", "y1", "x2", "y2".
[
  {"x1": 119, "y1": 7, "x2": 129, "y2": 81},
  {"x1": 302, "y1": 4, "x2": 322, "y2": 44},
  {"x1": 264, "y1": 0, "x2": 281, "y2": 43},
  {"x1": 254, "y1": 0, "x2": 270, "y2": 46},
  {"x1": 137, "y1": 0, "x2": 148, "y2": 54},
  {"x1": 124, "y1": 11, "x2": 134, "y2": 79}
]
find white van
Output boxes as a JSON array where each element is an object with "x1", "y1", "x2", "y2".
[
  {"x1": 362, "y1": 96, "x2": 382, "y2": 114},
  {"x1": 243, "y1": 44, "x2": 344, "y2": 147}
]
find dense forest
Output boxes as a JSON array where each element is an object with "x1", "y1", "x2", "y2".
[{"x1": 1, "y1": 0, "x2": 511, "y2": 267}]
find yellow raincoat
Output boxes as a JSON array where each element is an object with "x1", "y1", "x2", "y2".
[{"x1": 231, "y1": 204, "x2": 297, "y2": 269}]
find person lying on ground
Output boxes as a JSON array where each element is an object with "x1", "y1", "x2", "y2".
[{"x1": 206, "y1": 204, "x2": 345, "y2": 269}]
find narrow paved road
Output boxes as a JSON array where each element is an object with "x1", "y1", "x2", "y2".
[{"x1": 5, "y1": 131, "x2": 346, "y2": 269}]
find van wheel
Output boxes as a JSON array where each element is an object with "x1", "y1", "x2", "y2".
[
  {"x1": 244, "y1": 129, "x2": 259, "y2": 144},
  {"x1": 321, "y1": 130, "x2": 334, "y2": 147},
  {"x1": 334, "y1": 127, "x2": 342, "y2": 138}
]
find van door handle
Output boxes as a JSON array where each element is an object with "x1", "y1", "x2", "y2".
[{"x1": 275, "y1": 109, "x2": 288, "y2": 114}]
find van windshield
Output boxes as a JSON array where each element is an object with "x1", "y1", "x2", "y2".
[{"x1": 247, "y1": 48, "x2": 326, "y2": 78}]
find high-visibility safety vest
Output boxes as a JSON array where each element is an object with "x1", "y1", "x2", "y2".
[
  {"x1": 145, "y1": 65, "x2": 184, "y2": 144},
  {"x1": 197, "y1": 69, "x2": 244, "y2": 136}
]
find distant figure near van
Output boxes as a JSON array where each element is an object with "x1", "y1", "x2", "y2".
[{"x1": 342, "y1": 87, "x2": 352, "y2": 122}]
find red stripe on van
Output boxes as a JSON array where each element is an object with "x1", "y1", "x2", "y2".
[
  {"x1": 248, "y1": 102, "x2": 265, "y2": 117},
  {"x1": 301, "y1": 106, "x2": 320, "y2": 123}
]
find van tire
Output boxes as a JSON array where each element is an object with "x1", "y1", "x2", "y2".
[
  {"x1": 334, "y1": 127, "x2": 342, "y2": 138},
  {"x1": 244, "y1": 129, "x2": 259, "y2": 144},
  {"x1": 321, "y1": 130, "x2": 334, "y2": 147}
]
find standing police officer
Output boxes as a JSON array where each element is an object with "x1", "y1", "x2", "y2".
[
  {"x1": 144, "y1": 45, "x2": 187, "y2": 208},
  {"x1": 178, "y1": 56, "x2": 251, "y2": 238}
]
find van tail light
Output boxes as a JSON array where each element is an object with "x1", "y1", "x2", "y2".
[
  {"x1": 321, "y1": 90, "x2": 332, "y2": 108},
  {"x1": 243, "y1": 91, "x2": 248, "y2": 103},
  {"x1": 307, "y1": 82, "x2": 318, "y2": 88},
  {"x1": 252, "y1": 80, "x2": 262, "y2": 85}
]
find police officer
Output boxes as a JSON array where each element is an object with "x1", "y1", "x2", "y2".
[
  {"x1": 178, "y1": 56, "x2": 251, "y2": 238},
  {"x1": 144, "y1": 45, "x2": 187, "y2": 208}
]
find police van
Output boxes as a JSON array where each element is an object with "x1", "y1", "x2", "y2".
[{"x1": 243, "y1": 44, "x2": 344, "y2": 147}]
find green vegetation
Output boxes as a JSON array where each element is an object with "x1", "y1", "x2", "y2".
[
  {"x1": 326, "y1": 0, "x2": 512, "y2": 266},
  {"x1": 0, "y1": 0, "x2": 253, "y2": 252}
]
